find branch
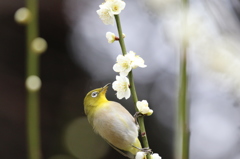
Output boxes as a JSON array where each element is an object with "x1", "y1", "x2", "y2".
[{"x1": 115, "y1": 15, "x2": 151, "y2": 159}]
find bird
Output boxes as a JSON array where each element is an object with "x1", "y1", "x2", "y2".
[{"x1": 83, "y1": 83, "x2": 142, "y2": 159}]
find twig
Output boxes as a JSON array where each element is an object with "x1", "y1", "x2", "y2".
[{"x1": 115, "y1": 15, "x2": 151, "y2": 159}]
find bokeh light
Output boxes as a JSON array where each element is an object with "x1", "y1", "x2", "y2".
[{"x1": 64, "y1": 117, "x2": 110, "y2": 159}]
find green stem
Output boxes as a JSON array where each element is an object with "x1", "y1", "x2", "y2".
[
  {"x1": 178, "y1": 47, "x2": 189, "y2": 159},
  {"x1": 177, "y1": 0, "x2": 190, "y2": 158},
  {"x1": 115, "y1": 15, "x2": 151, "y2": 159},
  {"x1": 26, "y1": 0, "x2": 41, "y2": 158},
  {"x1": 114, "y1": 15, "x2": 127, "y2": 56}
]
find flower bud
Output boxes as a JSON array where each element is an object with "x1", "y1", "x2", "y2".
[
  {"x1": 106, "y1": 32, "x2": 116, "y2": 43},
  {"x1": 136, "y1": 100, "x2": 153, "y2": 116}
]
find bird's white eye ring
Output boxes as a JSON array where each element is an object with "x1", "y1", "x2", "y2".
[{"x1": 91, "y1": 92, "x2": 98, "y2": 98}]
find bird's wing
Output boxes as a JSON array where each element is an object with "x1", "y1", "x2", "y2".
[{"x1": 106, "y1": 140, "x2": 135, "y2": 159}]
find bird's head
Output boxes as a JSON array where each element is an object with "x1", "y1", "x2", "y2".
[{"x1": 83, "y1": 83, "x2": 110, "y2": 115}]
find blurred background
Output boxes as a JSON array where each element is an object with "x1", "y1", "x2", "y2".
[{"x1": 1, "y1": 0, "x2": 240, "y2": 159}]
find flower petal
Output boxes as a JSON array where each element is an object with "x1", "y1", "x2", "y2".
[
  {"x1": 96, "y1": 5, "x2": 114, "y2": 25},
  {"x1": 113, "y1": 54, "x2": 132, "y2": 76},
  {"x1": 106, "y1": 32, "x2": 116, "y2": 43},
  {"x1": 135, "y1": 152, "x2": 146, "y2": 159},
  {"x1": 151, "y1": 153, "x2": 162, "y2": 159},
  {"x1": 136, "y1": 100, "x2": 153, "y2": 116},
  {"x1": 112, "y1": 75, "x2": 131, "y2": 100}
]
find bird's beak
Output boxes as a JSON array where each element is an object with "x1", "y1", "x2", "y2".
[{"x1": 100, "y1": 83, "x2": 111, "y2": 94}]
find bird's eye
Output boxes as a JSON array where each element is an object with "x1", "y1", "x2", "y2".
[{"x1": 91, "y1": 92, "x2": 98, "y2": 98}]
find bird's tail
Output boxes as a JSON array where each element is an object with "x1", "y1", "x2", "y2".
[{"x1": 107, "y1": 138, "x2": 142, "y2": 159}]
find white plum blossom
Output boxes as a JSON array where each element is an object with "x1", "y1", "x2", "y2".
[
  {"x1": 106, "y1": 32, "x2": 116, "y2": 43},
  {"x1": 135, "y1": 152, "x2": 146, "y2": 159},
  {"x1": 136, "y1": 100, "x2": 153, "y2": 116},
  {"x1": 96, "y1": 4, "x2": 114, "y2": 25},
  {"x1": 112, "y1": 75, "x2": 131, "y2": 99},
  {"x1": 128, "y1": 51, "x2": 147, "y2": 68},
  {"x1": 106, "y1": 0, "x2": 126, "y2": 14},
  {"x1": 113, "y1": 51, "x2": 147, "y2": 76},
  {"x1": 96, "y1": 0, "x2": 126, "y2": 25},
  {"x1": 113, "y1": 54, "x2": 132, "y2": 76},
  {"x1": 151, "y1": 153, "x2": 162, "y2": 159}
]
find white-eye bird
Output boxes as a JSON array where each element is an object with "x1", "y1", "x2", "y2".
[{"x1": 83, "y1": 83, "x2": 142, "y2": 159}]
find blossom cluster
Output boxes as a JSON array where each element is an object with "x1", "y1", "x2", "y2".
[
  {"x1": 96, "y1": 0, "x2": 126, "y2": 25},
  {"x1": 113, "y1": 51, "x2": 146, "y2": 76},
  {"x1": 112, "y1": 51, "x2": 146, "y2": 98},
  {"x1": 111, "y1": 52, "x2": 153, "y2": 115},
  {"x1": 97, "y1": 0, "x2": 152, "y2": 116}
]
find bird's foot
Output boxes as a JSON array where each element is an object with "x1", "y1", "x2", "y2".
[
  {"x1": 133, "y1": 112, "x2": 144, "y2": 125},
  {"x1": 134, "y1": 112, "x2": 144, "y2": 118},
  {"x1": 132, "y1": 145, "x2": 153, "y2": 154}
]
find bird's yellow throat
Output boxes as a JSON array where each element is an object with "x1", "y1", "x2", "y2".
[{"x1": 84, "y1": 84, "x2": 110, "y2": 116}]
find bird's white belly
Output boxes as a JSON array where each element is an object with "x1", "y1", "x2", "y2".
[{"x1": 92, "y1": 102, "x2": 138, "y2": 150}]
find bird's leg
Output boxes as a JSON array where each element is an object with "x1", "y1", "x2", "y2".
[
  {"x1": 133, "y1": 112, "x2": 144, "y2": 125},
  {"x1": 132, "y1": 145, "x2": 152, "y2": 154}
]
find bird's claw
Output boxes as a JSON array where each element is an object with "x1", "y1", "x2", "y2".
[
  {"x1": 141, "y1": 148, "x2": 153, "y2": 154},
  {"x1": 134, "y1": 112, "x2": 144, "y2": 125},
  {"x1": 134, "y1": 112, "x2": 144, "y2": 118},
  {"x1": 141, "y1": 147, "x2": 152, "y2": 154},
  {"x1": 132, "y1": 145, "x2": 153, "y2": 154}
]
